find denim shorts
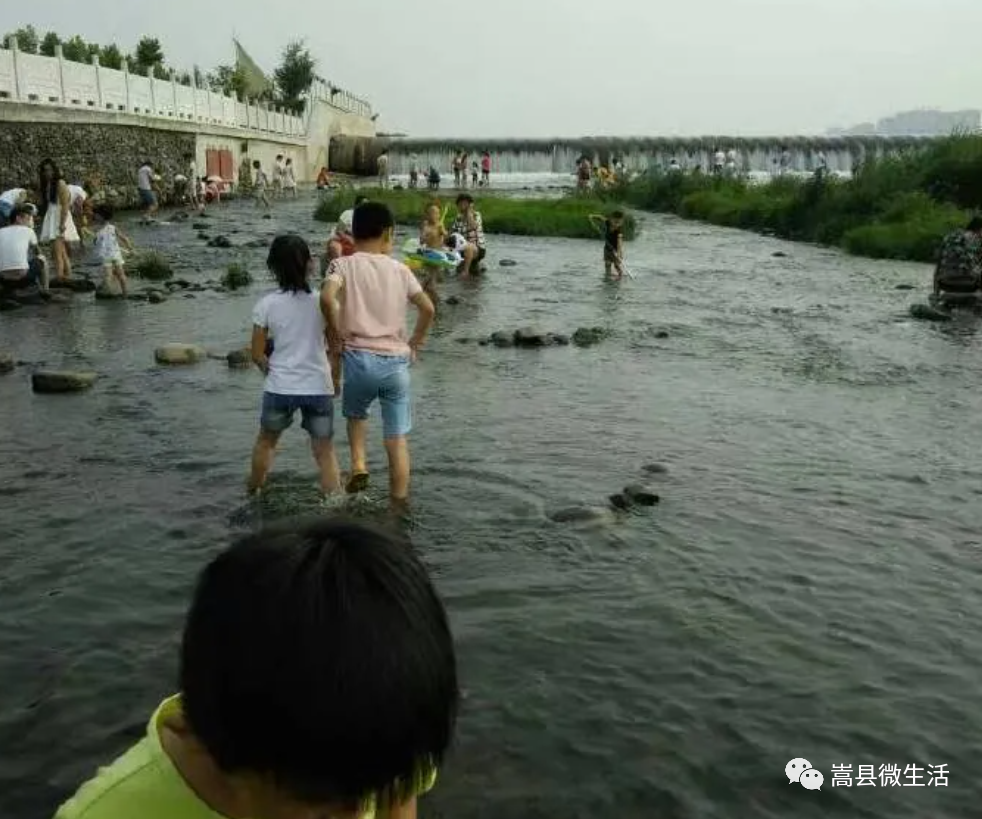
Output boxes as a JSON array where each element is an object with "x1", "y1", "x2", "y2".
[
  {"x1": 138, "y1": 189, "x2": 157, "y2": 208},
  {"x1": 260, "y1": 392, "x2": 334, "y2": 440},
  {"x1": 341, "y1": 349, "x2": 412, "y2": 438}
]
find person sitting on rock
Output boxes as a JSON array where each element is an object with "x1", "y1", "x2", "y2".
[
  {"x1": 933, "y1": 216, "x2": 982, "y2": 298},
  {"x1": 315, "y1": 166, "x2": 331, "y2": 189},
  {"x1": 324, "y1": 195, "x2": 368, "y2": 271},
  {"x1": 451, "y1": 193, "x2": 487, "y2": 277},
  {"x1": 0, "y1": 204, "x2": 48, "y2": 296}
]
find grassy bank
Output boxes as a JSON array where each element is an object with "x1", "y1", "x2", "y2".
[
  {"x1": 614, "y1": 135, "x2": 982, "y2": 262},
  {"x1": 314, "y1": 188, "x2": 637, "y2": 240}
]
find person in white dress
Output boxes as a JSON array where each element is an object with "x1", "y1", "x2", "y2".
[
  {"x1": 283, "y1": 158, "x2": 298, "y2": 198},
  {"x1": 38, "y1": 159, "x2": 80, "y2": 281}
]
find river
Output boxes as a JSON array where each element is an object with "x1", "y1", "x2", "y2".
[{"x1": 0, "y1": 190, "x2": 979, "y2": 819}]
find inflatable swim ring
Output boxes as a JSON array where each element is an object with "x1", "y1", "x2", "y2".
[{"x1": 401, "y1": 238, "x2": 462, "y2": 270}]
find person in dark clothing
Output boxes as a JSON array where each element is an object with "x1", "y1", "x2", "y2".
[{"x1": 588, "y1": 209, "x2": 626, "y2": 279}]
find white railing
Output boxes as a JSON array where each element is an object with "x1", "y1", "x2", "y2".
[
  {"x1": 0, "y1": 41, "x2": 308, "y2": 138},
  {"x1": 308, "y1": 78, "x2": 372, "y2": 119}
]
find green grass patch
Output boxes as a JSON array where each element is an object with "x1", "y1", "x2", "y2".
[
  {"x1": 132, "y1": 251, "x2": 173, "y2": 281},
  {"x1": 314, "y1": 188, "x2": 637, "y2": 240},
  {"x1": 616, "y1": 134, "x2": 982, "y2": 263},
  {"x1": 222, "y1": 263, "x2": 253, "y2": 290}
]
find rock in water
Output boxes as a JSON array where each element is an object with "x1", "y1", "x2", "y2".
[
  {"x1": 909, "y1": 303, "x2": 951, "y2": 322},
  {"x1": 31, "y1": 371, "x2": 98, "y2": 393},
  {"x1": 154, "y1": 343, "x2": 207, "y2": 365},
  {"x1": 207, "y1": 236, "x2": 233, "y2": 249},
  {"x1": 550, "y1": 333, "x2": 570, "y2": 346},
  {"x1": 572, "y1": 326, "x2": 608, "y2": 347},
  {"x1": 499, "y1": 259, "x2": 518, "y2": 267},
  {"x1": 0, "y1": 353, "x2": 14, "y2": 374},
  {"x1": 192, "y1": 222, "x2": 209, "y2": 230},
  {"x1": 608, "y1": 493, "x2": 631, "y2": 510},
  {"x1": 894, "y1": 284, "x2": 916, "y2": 291},
  {"x1": 642, "y1": 463, "x2": 670, "y2": 475},
  {"x1": 623, "y1": 484, "x2": 660, "y2": 506},
  {"x1": 772, "y1": 251, "x2": 789, "y2": 258},
  {"x1": 227, "y1": 348, "x2": 252, "y2": 369},
  {"x1": 445, "y1": 296, "x2": 461, "y2": 306},
  {"x1": 549, "y1": 506, "x2": 614, "y2": 524},
  {"x1": 514, "y1": 327, "x2": 551, "y2": 347},
  {"x1": 262, "y1": 214, "x2": 272, "y2": 220},
  {"x1": 148, "y1": 290, "x2": 168, "y2": 304},
  {"x1": 490, "y1": 330, "x2": 514, "y2": 348},
  {"x1": 49, "y1": 277, "x2": 96, "y2": 293}
]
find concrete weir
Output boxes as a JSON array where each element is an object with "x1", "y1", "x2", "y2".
[
  {"x1": 345, "y1": 134, "x2": 943, "y2": 177},
  {"x1": 0, "y1": 41, "x2": 375, "y2": 187}
]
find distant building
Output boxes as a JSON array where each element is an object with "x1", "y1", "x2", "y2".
[{"x1": 827, "y1": 109, "x2": 981, "y2": 137}]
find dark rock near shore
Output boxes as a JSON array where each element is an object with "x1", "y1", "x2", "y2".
[
  {"x1": 192, "y1": 222, "x2": 209, "y2": 230},
  {"x1": 49, "y1": 277, "x2": 96, "y2": 293},
  {"x1": 445, "y1": 296, "x2": 461, "y2": 305},
  {"x1": 262, "y1": 214, "x2": 272, "y2": 220},
  {"x1": 31, "y1": 370, "x2": 98, "y2": 393},
  {"x1": 0, "y1": 353, "x2": 14, "y2": 374},
  {"x1": 772, "y1": 251, "x2": 789, "y2": 258},
  {"x1": 207, "y1": 236, "x2": 233, "y2": 249},
  {"x1": 572, "y1": 326, "x2": 609, "y2": 347},
  {"x1": 655, "y1": 330, "x2": 670, "y2": 339},
  {"x1": 490, "y1": 331, "x2": 514, "y2": 348},
  {"x1": 608, "y1": 493, "x2": 631, "y2": 510},
  {"x1": 623, "y1": 484, "x2": 660, "y2": 506},
  {"x1": 197, "y1": 232, "x2": 210, "y2": 241},
  {"x1": 499, "y1": 259, "x2": 518, "y2": 267},
  {"x1": 148, "y1": 290, "x2": 168, "y2": 304},
  {"x1": 894, "y1": 284, "x2": 916, "y2": 291}
]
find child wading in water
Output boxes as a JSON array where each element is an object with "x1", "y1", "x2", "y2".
[
  {"x1": 248, "y1": 235, "x2": 341, "y2": 497},
  {"x1": 321, "y1": 202, "x2": 435, "y2": 514},
  {"x1": 589, "y1": 209, "x2": 626, "y2": 279},
  {"x1": 418, "y1": 201, "x2": 447, "y2": 306},
  {"x1": 93, "y1": 204, "x2": 133, "y2": 296},
  {"x1": 252, "y1": 160, "x2": 271, "y2": 209},
  {"x1": 54, "y1": 516, "x2": 460, "y2": 819}
]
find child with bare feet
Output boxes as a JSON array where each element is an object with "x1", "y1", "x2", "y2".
[
  {"x1": 248, "y1": 235, "x2": 341, "y2": 498},
  {"x1": 321, "y1": 202, "x2": 435, "y2": 514},
  {"x1": 93, "y1": 204, "x2": 133, "y2": 296}
]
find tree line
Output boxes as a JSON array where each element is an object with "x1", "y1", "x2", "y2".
[{"x1": 2, "y1": 26, "x2": 316, "y2": 114}]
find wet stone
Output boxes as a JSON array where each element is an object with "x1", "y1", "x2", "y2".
[
  {"x1": 31, "y1": 370, "x2": 98, "y2": 393},
  {"x1": 490, "y1": 330, "x2": 514, "y2": 348},
  {"x1": 154, "y1": 343, "x2": 207, "y2": 365},
  {"x1": 227, "y1": 348, "x2": 252, "y2": 369},
  {"x1": 642, "y1": 463, "x2": 670, "y2": 475},
  {"x1": 499, "y1": 259, "x2": 518, "y2": 267},
  {"x1": 148, "y1": 291, "x2": 168, "y2": 304},
  {"x1": 623, "y1": 484, "x2": 660, "y2": 506},
  {"x1": 0, "y1": 353, "x2": 14, "y2": 374},
  {"x1": 572, "y1": 326, "x2": 608, "y2": 347},
  {"x1": 207, "y1": 236, "x2": 233, "y2": 249},
  {"x1": 514, "y1": 327, "x2": 552, "y2": 348},
  {"x1": 549, "y1": 506, "x2": 614, "y2": 524},
  {"x1": 48, "y1": 277, "x2": 96, "y2": 293}
]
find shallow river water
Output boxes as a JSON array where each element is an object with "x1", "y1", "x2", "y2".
[{"x1": 1, "y1": 193, "x2": 980, "y2": 819}]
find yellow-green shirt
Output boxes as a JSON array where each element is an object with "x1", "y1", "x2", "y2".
[{"x1": 54, "y1": 695, "x2": 437, "y2": 819}]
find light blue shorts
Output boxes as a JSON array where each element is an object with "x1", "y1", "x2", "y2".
[{"x1": 341, "y1": 349, "x2": 412, "y2": 438}]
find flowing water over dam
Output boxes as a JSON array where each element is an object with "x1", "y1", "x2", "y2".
[{"x1": 0, "y1": 190, "x2": 979, "y2": 819}]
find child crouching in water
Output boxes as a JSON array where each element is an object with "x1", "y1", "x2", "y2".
[
  {"x1": 54, "y1": 516, "x2": 460, "y2": 819},
  {"x1": 93, "y1": 204, "x2": 133, "y2": 296},
  {"x1": 321, "y1": 201, "x2": 435, "y2": 513},
  {"x1": 588, "y1": 209, "x2": 626, "y2": 280},
  {"x1": 248, "y1": 235, "x2": 341, "y2": 496}
]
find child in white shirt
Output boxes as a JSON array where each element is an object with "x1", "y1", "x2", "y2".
[{"x1": 93, "y1": 204, "x2": 133, "y2": 296}]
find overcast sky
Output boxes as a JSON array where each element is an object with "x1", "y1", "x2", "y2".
[{"x1": 2, "y1": 0, "x2": 979, "y2": 138}]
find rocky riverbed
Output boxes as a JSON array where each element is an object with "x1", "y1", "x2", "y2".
[{"x1": 0, "y1": 195, "x2": 977, "y2": 819}]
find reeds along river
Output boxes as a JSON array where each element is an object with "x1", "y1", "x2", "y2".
[{"x1": 0, "y1": 193, "x2": 980, "y2": 819}]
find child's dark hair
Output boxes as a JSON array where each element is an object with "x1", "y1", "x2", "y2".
[
  {"x1": 352, "y1": 201, "x2": 394, "y2": 241},
  {"x1": 354, "y1": 195, "x2": 368, "y2": 206},
  {"x1": 610, "y1": 210, "x2": 625, "y2": 220},
  {"x1": 455, "y1": 193, "x2": 474, "y2": 205},
  {"x1": 94, "y1": 203, "x2": 115, "y2": 222},
  {"x1": 252, "y1": 160, "x2": 261, "y2": 169},
  {"x1": 180, "y1": 517, "x2": 459, "y2": 812},
  {"x1": 267, "y1": 234, "x2": 312, "y2": 293}
]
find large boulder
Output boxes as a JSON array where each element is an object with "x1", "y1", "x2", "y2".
[
  {"x1": 31, "y1": 370, "x2": 98, "y2": 393},
  {"x1": 514, "y1": 327, "x2": 552, "y2": 348},
  {"x1": 154, "y1": 343, "x2": 207, "y2": 365}
]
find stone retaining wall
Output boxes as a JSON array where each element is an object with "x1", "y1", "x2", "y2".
[{"x1": 0, "y1": 120, "x2": 194, "y2": 208}]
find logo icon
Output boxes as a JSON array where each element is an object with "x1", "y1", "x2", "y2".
[{"x1": 786, "y1": 758, "x2": 823, "y2": 790}]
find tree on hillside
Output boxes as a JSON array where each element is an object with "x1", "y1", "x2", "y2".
[
  {"x1": 4, "y1": 25, "x2": 39, "y2": 53},
  {"x1": 61, "y1": 35, "x2": 91, "y2": 63},
  {"x1": 273, "y1": 40, "x2": 315, "y2": 114},
  {"x1": 132, "y1": 36, "x2": 164, "y2": 74},
  {"x1": 208, "y1": 64, "x2": 248, "y2": 99},
  {"x1": 152, "y1": 64, "x2": 171, "y2": 81},
  {"x1": 100, "y1": 43, "x2": 124, "y2": 70},
  {"x1": 39, "y1": 31, "x2": 61, "y2": 57}
]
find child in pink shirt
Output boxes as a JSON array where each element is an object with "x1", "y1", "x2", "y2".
[{"x1": 321, "y1": 201, "x2": 435, "y2": 512}]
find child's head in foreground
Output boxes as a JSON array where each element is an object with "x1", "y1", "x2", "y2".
[
  {"x1": 351, "y1": 201, "x2": 396, "y2": 253},
  {"x1": 181, "y1": 516, "x2": 459, "y2": 816},
  {"x1": 608, "y1": 210, "x2": 624, "y2": 227},
  {"x1": 268, "y1": 234, "x2": 313, "y2": 293}
]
